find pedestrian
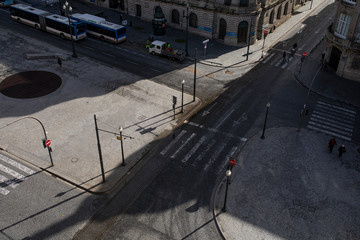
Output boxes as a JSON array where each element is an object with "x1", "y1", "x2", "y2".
[
  {"x1": 328, "y1": 138, "x2": 337, "y2": 152},
  {"x1": 283, "y1": 51, "x2": 287, "y2": 62},
  {"x1": 338, "y1": 144, "x2": 346, "y2": 157},
  {"x1": 261, "y1": 51, "x2": 264, "y2": 60},
  {"x1": 57, "y1": 57, "x2": 62, "y2": 69}
]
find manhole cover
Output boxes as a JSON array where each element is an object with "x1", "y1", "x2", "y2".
[{"x1": 0, "y1": 71, "x2": 62, "y2": 99}]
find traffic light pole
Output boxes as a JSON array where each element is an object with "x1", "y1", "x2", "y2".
[{"x1": 94, "y1": 114, "x2": 106, "y2": 183}]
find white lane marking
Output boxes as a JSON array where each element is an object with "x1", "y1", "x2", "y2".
[
  {"x1": 0, "y1": 164, "x2": 25, "y2": 182},
  {"x1": 216, "y1": 109, "x2": 234, "y2": 129},
  {"x1": 314, "y1": 105, "x2": 356, "y2": 121},
  {"x1": 0, "y1": 155, "x2": 35, "y2": 175},
  {"x1": 160, "y1": 130, "x2": 187, "y2": 155},
  {"x1": 170, "y1": 133, "x2": 196, "y2": 159},
  {"x1": 0, "y1": 175, "x2": 18, "y2": 189},
  {"x1": 281, "y1": 57, "x2": 293, "y2": 69},
  {"x1": 262, "y1": 53, "x2": 275, "y2": 64},
  {"x1": 126, "y1": 60, "x2": 139, "y2": 65},
  {"x1": 317, "y1": 101, "x2": 357, "y2": 115},
  {"x1": 308, "y1": 121, "x2": 352, "y2": 137},
  {"x1": 217, "y1": 146, "x2": 238, "y2": 175},
  {"x1": 0, "y1": 186, "x2": 10, "y2": 195},
  {"x1": 204, "y1": 142, "x2": 227, "y2": 171},
  {"x1": 207, "y1": 102, "x2": 218, "y2": 111},
  {"x1": 274, "y1": 57, "x2": 284, "y2": 67},
  {"x1": 311, "y1": 114, "x2": 354, "y2": 131},
  {"x1": 309, "y1": 118, "x2": 353, "y2": 134},
  {"x1": 150, "y1": 68, "x2": 162, "y2": 73},
  {"x1": 307, "y1": 125, "x2": 351, "y2": 141},
  {"x1": 193, "y1": 139, "x2": 216, "y2": 165},
  {"x1": 208, "y1": 127, "x2": 247, "y2": 141},
  {"x1": 299, "y1": 44, "x2": 306, "y2": 50},
  {"x1": 188, "y1": 122, "x2": 204, "y2": 128},
  {"x1": 102, "y1": 52, "x2": 116, "y2": 58},
  {"x1": 182, "y1": 136, "x2": 207, "y2": 163}
]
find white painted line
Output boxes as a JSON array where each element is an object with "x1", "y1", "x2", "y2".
[
  {"x1": 307, "y1": 125, "x2": 351, "y2": 141},
  {"x1": 216, "y1": 146, "x2": 239, "y2": 175},
  {"x1": 0, "y1": 164, "x2": 25, "y2": 182},
  {"x1": 262, "y1": 53, "x2": 275, "y2": 64},
  {"x1": 216, "y1": 109, "x2": 234, "y2": 129},
  {"x1": 207, "y1": 127, "x2": 247, "y2": 141},
  {"x1": 317, "y1": 101, "x2": 357, "y2": 114},
  {"x1": 0, "y1": 175, "x2": 18, "y2": 189},
  {"x1": 274, "y1": 57, "x2": 284, "y2": 67},
  {"x1": 188, "y1": 122, "x2": 204, "y2": 128},
  {"x1": 308, "y1": 121, "x2": 352, "y2": 137},
  {"x1": 102, "y1": 52, "x2": 116, "y2": 58},
  {"x1": 312, "y1": 110, "x2": 355, "y2": 125},
  {"x1": 150, "y1": 68, "x2": 162, "y2": 73},
  {"x1": 310, "y1": 118, "x2": 353, "y2": 133},
  {"x1": 227, "y1": 146, "x2": 238, "y2": 159},
  {"x1": 314, "y1": 105, "x2": 356, "y2": 120},
  {"x1": 207, "y1": 102, "x2": 218, "y2": 112},
  {"x1": 125, "y1": 60, "x2": 139, "y2": 65},
  {"x1": 0, "y1": 186, "x2": 10, "y2": 195},
  {"x1": 193, "y1": 139, "x2": 216, "y2": 165},
  {"x1": 311, "y1": 114, "x2": 354, "y2": 130},
  {"x1": 160, "y1": 130, "x2": 187, "y2": 155},
  {"x1": 204, "y1": 141, "x2": 227, "y2": 171},
  {"x1": 0, "y1": 154, "x2": 35, "y2": 175},
  {"x1": 299, "y1": 44, "x2": 306, "y2": 50},
  {"x1": 170, "y1": 133, "x2": 196, "y2": 159},
  {"x1": 182, "y1": 136, "x2": 207, "y2": 163}
]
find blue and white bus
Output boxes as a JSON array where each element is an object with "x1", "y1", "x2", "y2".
[
  {"x1": 9, "y1": 4, "x2": 86, "y2": 41},
  {"x1": 71, "y1": 13, "x2": 126, "y2": 43},
  {"x1": 0, "y1": 0, "x2": 14, "y2": 7}
]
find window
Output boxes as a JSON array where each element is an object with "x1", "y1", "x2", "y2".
[
  {"x1": 171, "y1": 9, "x2": 180, "y2": 24},
  {"x1": 284, "y1": 2, "x2": 289, "y2": 15},
  {"x1": 277, "y1": 5, "x2": 282, "y2": 19},
  {"x1": 269, "y1": 10, "x2": 274, "y2": 24},
  {"x1": 189, "y1": 13, "x2": 197, "y2": 28},
  {"x1": 239, "y1": 0, "x2": 248, "y2": 7},
  {"x1": 224, "y1": 0, "x2": 231, "y2": 6},
  {"x1": 335, "y1": 13, "x2": 351, "y2": 39},
  {"x1": 237, "y1": 21, "x2": 248, "y2": 43}
]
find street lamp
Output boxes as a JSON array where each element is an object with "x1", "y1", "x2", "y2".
[
  {"x1": 222, "y1": 169, "x2": 232, "y2": 212},
  {"x1": 193, "y1": 48, "x2": 197, "y2": 102},
  {"x1": 185, "y1": 3, "x2": 189, "y2": 56},
  {"x1": 62, "y1": 1, "x2": 77, "y2": 58},
  {"x1": 261, "y1": 102, "x2": 270, "y2": 139},
  {"x1": 119, "y1": 126, "x2": 126, "y2": 166},
  {"x1": 181, "y1": 79, "x2": 185, "y2": 113}
]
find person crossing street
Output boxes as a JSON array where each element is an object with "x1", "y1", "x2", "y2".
[{"x1": 328, "y1": 138, "x2": 337, "y2": 152}]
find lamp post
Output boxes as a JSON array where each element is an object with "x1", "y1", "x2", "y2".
[
  {"x1": 261, "y1": 102, "x2": 270, "y2": 139},
  {"x1": 62, "y1": 1, "x2": 77, "y2": 58},
  {"x1": 193, "y1": 48, "x2": 197, "y2": 102},
  {"x1": 181, "y1": 79, "x2": 185, "y2": 113},
  {"x1": 222, "y1": 169, "x2": 232, "y2": 212},
  {"x1": 120, "y1": 126, "x2": 126, "y2": 166},
  {"x1": 118, "y1": 0, "x2": 122, "y2": 24},
  {"x1": 185, "y1": 3, "x2": 189, "y2": 56}
]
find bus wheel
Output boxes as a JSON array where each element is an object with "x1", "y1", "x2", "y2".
[
  {"x1": 100, "y1": 36, "x2": 105, "y2": 41},
  {"x1": 35, "y1": 24, "x2": 39, "y2": 30},
  {"x1": 60, "y1": 33, "x2": 65, "y2": 39},
  {"x1": 17, "y1": 18, "x2": 21, "y2": 22}
]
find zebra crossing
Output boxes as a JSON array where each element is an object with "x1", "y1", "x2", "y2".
[
  {"x1": 0, "y1": 153, "x2": 35, "y2": 195},
  {"x1": 262, "y1": 51, "x2": 298, "y2": 70},
  {"x1": 307, "y1": 99, "x2": 357, "y2": 141},
  {"x1": 160, "y1": 124, "x2": 247, "y2": 174}
]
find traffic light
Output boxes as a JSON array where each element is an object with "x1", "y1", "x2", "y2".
[{"x1": 173, "y1": 96, "x2": 177, "y2": 105}]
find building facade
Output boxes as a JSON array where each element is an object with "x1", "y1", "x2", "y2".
[
  {"x1": 325, "y1": 0, "x2": 360, "y2": 81},
  {"x1": 90, "y1": 0, "x2": 309, "y2": 46}
]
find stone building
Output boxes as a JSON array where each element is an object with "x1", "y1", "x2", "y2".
[
  {"x1": 90, "y1": 0, "x2": 309, "y2": 46},
  {"x1": 325, "y1": 0, "x2": 360, "y2": 81}
]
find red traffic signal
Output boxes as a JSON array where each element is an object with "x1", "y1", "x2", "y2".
[{"x1": 264, "y1": 30, "x2": 268, "y2": 38}]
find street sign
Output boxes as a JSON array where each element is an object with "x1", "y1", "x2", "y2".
[
  {"x1": 116, "y1": 136, "x2": 122, "y2": 141},
  {"x1": 302, "y1": 52, "x2": 307, "y2": 57},
  {"x1": 264, "y1": 30, "x2": 268, "y2": 38},
  {"x1": 229, "y1": 159, "x2": 236, "y2": 166},
  {"x1": 202, "y1": 39, "x2": 209, "y2": 44},
  {"x1": 45, "y1": 139, "x2": 51, "y2": 147}
]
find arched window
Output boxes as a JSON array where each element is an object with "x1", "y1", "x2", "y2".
[
  {"x1": 171, "y1": 9, "x2": 180, "y2": 24},
  {"x1": 269, "y1": 10, "x2": 274, "y2": 24},
  {"x1": 189, "y1": 13, "x2": 197, "y2": 28},
  {"x1": 239, "y1": 0, "x2": 248, "y2": 7},
  {"x1": 237, "y1": 21, "x2": 248, "y2": 43},
  {"x1": 277, "y1": 5, "x2": 282, "y2": 19},
  {"x1": 284, "y1": 2, "x2": 289, "y2": 15},
  {"x1": 219, "y1": 18, "x2": 227, "y2": 40},
  {"x1": 224, "y1": 0, "x2": 231, "y2": 6}
]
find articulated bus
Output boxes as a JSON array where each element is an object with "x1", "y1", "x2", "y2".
[
  {"x1": 71, "y1": 13, "x2": 126, "y2": 43},
  {"x1": 0, "y1": 0, "x2": 14, "y2": 7},
  {"x1": 9, "y1": 4, "x2": 86, "y2": 41}
]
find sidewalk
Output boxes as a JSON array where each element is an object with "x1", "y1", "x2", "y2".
[{"x1": 214, "y1": 127, "x2": 360, "y2": 240}]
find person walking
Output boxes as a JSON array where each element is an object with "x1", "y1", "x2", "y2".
[
  {"x1": 338, "y1": 144, "x2": 346, "y2": 157},
  {"x1": 283, "y1": 51, "x2": 287, "y2": 63},
  {"x1": 328, "y1": 138, "x2": 337, "y2": 152},
  {"x1": 57, "y1": 57, "x2": 62, "y2": 69}
]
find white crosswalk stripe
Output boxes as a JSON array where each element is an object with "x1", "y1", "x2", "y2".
[
  {"x1": 307, "y1": 100, "x2": 357, "y2": 141},
  {"x1": 0, "y1": 153, "x2": 36, "y2": 195},
  {"x1": 263, "y1": 52, "x2": 295, "y2": 70}
]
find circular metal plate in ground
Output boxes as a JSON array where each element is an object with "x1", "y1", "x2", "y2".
[{"x1": 0, "y1": 71, "x2": 62, "y2": 99}]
